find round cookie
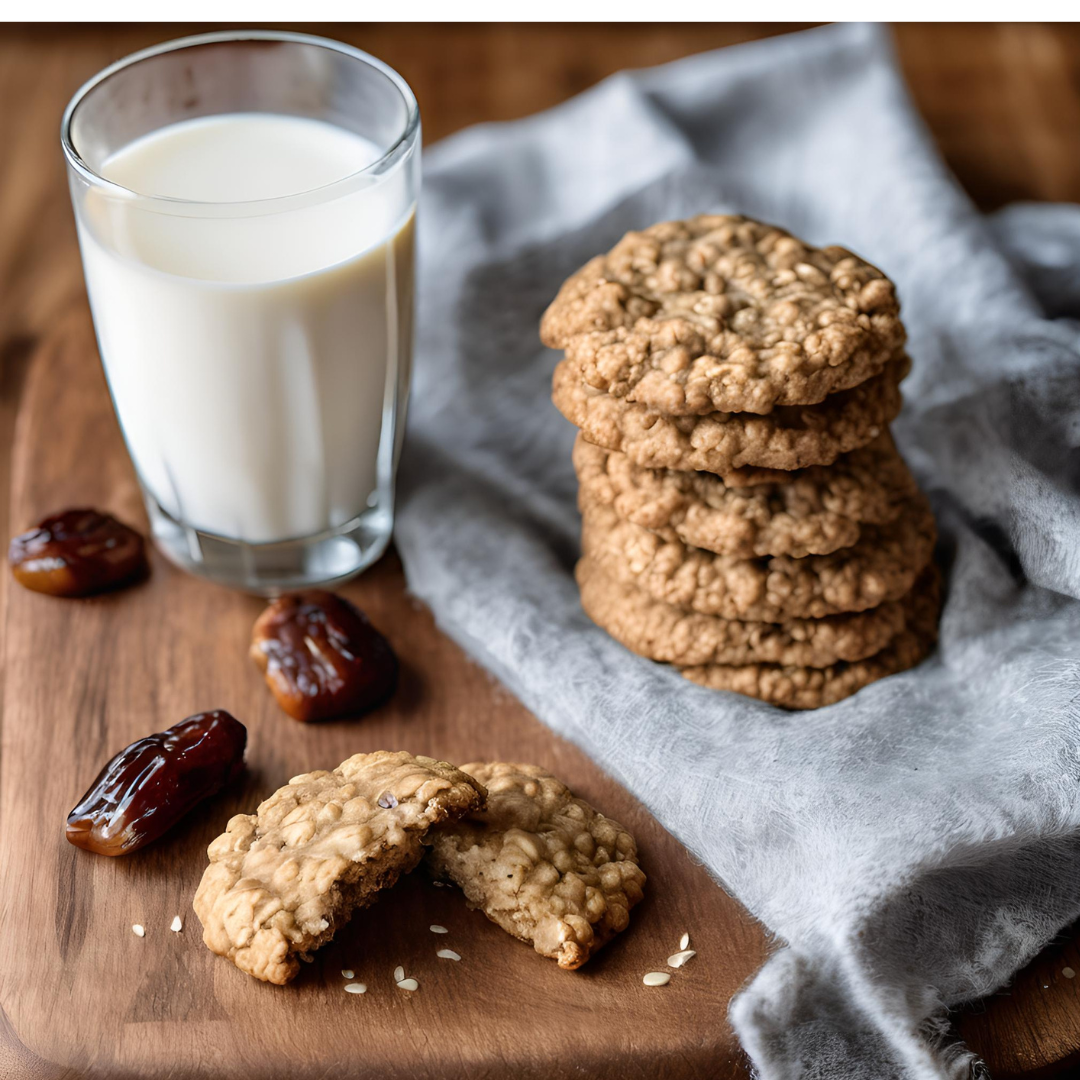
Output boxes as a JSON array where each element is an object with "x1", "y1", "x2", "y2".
[
  {"x1": 576, "y1": 557, "x2": 907, "y2": 668},
  {"x1": 678, "y1": 567, "x2": 941, "y2": 708},
  {"x1": 541, "y1": 215, "x2": 906, "y2": 416},
  {"x1": 552, "y1": 354, "x2": 908, "y2": 474},
  {"x1": 579, "y1": 496, "x2": 936, "y2": 623},
  {"x1": 573, "y1": 433, "x2": 918, "y2": 559}
]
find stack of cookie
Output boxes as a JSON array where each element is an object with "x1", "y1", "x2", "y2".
[{"x1": 542, "y1": 215, "x2": 939, "y2": 709}]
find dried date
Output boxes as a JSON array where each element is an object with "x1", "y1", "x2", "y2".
[
  {"x1": 9, "y1": 508, "x2": 148, "y2": 597},
  {"x1": 250, "y1": 590, "x2": 398, "y2": 722},
  {"x1": 66, "y1": 711, "x2": 247, "y2": 856}
]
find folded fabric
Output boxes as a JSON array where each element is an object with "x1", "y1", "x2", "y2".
[{"x1": 396, "y1": 22, "x2": 1080, "y2": 1079}]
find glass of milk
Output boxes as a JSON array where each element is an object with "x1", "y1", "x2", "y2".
[{"x1": 61, "y1": 31, "x2": 419, "y2": 594}]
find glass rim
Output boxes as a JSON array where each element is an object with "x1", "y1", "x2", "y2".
[{"x1": 60, "y1": 29, "x2": 420, "y2": 212}]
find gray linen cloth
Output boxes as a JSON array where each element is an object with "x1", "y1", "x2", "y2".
[{"x1": 395, "y1": 22, "x2": 1080, "y2": 1079}]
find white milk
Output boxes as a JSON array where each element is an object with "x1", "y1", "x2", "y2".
[{"x1": 76, "y1": 113, "x2": 415, "y2": 544}]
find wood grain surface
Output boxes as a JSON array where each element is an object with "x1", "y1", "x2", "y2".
[{"x1": 2, "y1": 22, "x2": 1080, "y2": 1080}]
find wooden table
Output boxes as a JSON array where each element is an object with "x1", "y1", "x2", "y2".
[{"x1": 2, "y1": 22, "x2": 1079, "y2": 1080}]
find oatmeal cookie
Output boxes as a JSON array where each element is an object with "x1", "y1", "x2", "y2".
[
  {"x1": 552, "y1": 354, "x2": 907, "y2": 474},
  {"x1": 576, "y1": 557, "x2": 908, "y2": 667},
  {"x1": 573, "y1": 433, "x2": 918, "y2": 559},
  {"x1": 424, "y1": 762, "x2": 645, "y2": 970},
  {"x1": 193, "y1": 751, "x2": 485, "y2": 984},
  {"x1": 678, "y1": 566, "x2": 941, "y2": 708},
  {"x1": 580, "y1": 496, "x2": 936, "y2": 622},
  {"x1": 541, "y1": 215, "x2": 905, "y2": 415}
]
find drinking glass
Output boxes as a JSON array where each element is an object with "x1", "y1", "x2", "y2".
[{"x1": 62, "y1": 31, "x2": 420, "y2": 594}]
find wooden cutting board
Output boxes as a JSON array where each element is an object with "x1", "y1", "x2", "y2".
[
  {"x1": 0, "y1": 311, "x2": 769, "y2": 1078},
  {"x1": 5, "y1": 22, "x2": 1080, "y2": 1080}
]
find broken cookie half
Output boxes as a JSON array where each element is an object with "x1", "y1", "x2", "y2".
[
  {"x1": 193, "y1": 751, "x2": 486, "y2": 984},
  {"x1": 424, "y1": 762, "x2": 646, "y2": 970}
]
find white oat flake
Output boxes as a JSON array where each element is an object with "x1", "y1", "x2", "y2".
[
  {"x1": 396, "y1": 977, "x2": 419, "y2": 991},
  {"x1": 668, "y1": 950, "x2": 696, "y2": 968},
  {"x1": 170, "y1": 916, "x2": 183, "y2": 933},
  {"x1": 429, "y1": 924, "x2": 448, "y2": 934},
  {"x1": 393, "y1": 965, "x2": 405, "y2": 983},
  {"x1": 436, "y1": 949, "x2": 461, "y2": 961},
  {"x1": 643, "y1": 971, "x2": 670, "y2": 987},
  {"x1": 344, "y1": 982, "x2": 367, "y2": 994},
  {"x1": 679, "y1": 932, "x2": 690, "y2": 950},
  {"x1": 1065, "y1": 967, "x2": 1076, "y2": 979},
  {"x1": 132, "y1": 924, "x2": 145, "y2": 938},
  {"x1": 341, "y1": 969, "x2": 354, "y2": 979}
]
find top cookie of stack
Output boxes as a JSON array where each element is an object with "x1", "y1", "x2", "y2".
[
  {"x1": 544, "y1": 215, "x2": 939, "y2": 708},
  {"x1": 544, "y1": 214, "x2": 908, "y2": 473}
]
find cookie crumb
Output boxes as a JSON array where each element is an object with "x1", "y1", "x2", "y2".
[
  {"x1": 429, "y1": 924, "x2": 448, "y2": 934},
  {"x1": 668, "y1": 950, "x2": 696, "y2": 968},
  {"x1": 643, "y1": 972, "x2": 670, "y2": 987},
  {"x1": 679, "y1": 932, "x2": 690, "y2": 951},
  {"x1": 436, "y1": 949, "x2": 461, "y2": 961},
  {"x1": 132, "y1": 924, "x2": 145, "y2": 938},
  {"x1": 170, "y1": 916, "x2": 183, "y2": 933},
  {"x1": 344, "y1": 982, "x2": 367, "y2": 994},
  {"x1": 341, "y1": 969, "x2": 354, "y2": 979},
  {"x1": 1064, "y1": 967, "x2": 1076, "y2": 979},
  {"x1": 396, "y1": 977, "x2": 419, "y2": 991}
]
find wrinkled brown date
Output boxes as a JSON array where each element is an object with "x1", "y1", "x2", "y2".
[
  {"x1": 9, "y1": 508, "x2": 148, "y2": 597},
  {"x1": 250, "y1": 590, "x2": 398, "y2": 722},
  {"x1": 66, "y1": 711, "x2": 247, "y2": 856}
]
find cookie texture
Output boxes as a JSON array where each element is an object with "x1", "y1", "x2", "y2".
[
  {"x1": 424, "y1": 762, "x2": 645, "y2": 970},
  {"x1": 193, "y1": 751, "x2": 486, "y2": 984},
  {"x1": 580, "y1": 496, "x2": 936, "y2": 622},
  {"x1": 541, "y1": 215, "x2": 905, "y2": 415},
  {"x1": 552, "y1": 354, "x2": 907, "y2": 474},
  {"x1": 678, "y1": 567, "x2": 941, "y2": 708},
  {"x1": 576, "y1": 557, "x2": 908, "y2": 668},
  {"x1": 573, "y1": 433, "x2": 918, "y2": 559}
]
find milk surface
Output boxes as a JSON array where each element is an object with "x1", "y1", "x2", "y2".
[{"x1": 77, "y1": 113, "x2": 415, "y2": 543}]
